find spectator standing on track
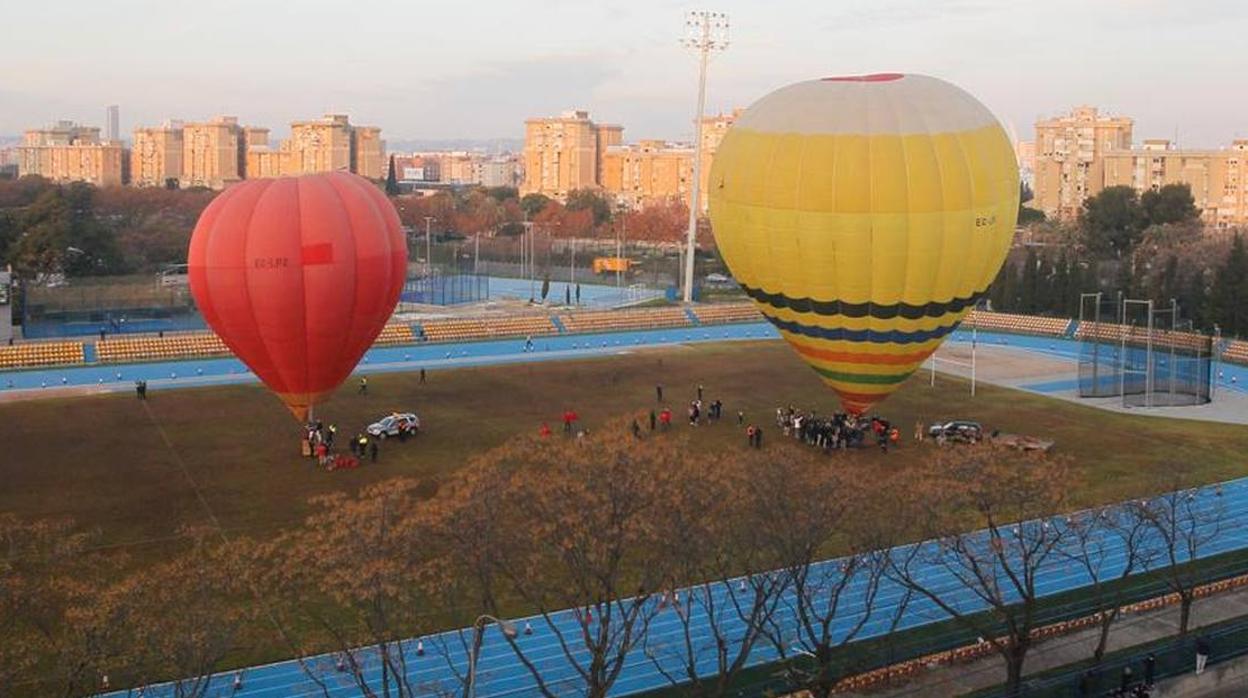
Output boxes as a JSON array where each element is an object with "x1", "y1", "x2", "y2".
[
  {"x1": 1196, "y1": 635, "x2": 1211, "y2": 674},
  {"x1": 326, "y1": 424, "x2": 336, "y2": 447},
  {"x1": 1144, "y1": 653, "x2": 1156, "y2": 687},
  {"x1": 915, "y1": 419, "x2": 925, "y2": 442},
  {"x1": 420, "y1": 368, "x2": 426, "y2": 384},
  {"x1": 369, "y1": 439, "x2": 379, "y2": 463},
  {"x1": 746, "y1": 425, "x2": 756, "y2": 447},
  {"x1": 1120, "y1": 664, "x2": 1133, "y2": 693},
  {"x1": 660, "y1": 407, "x2": 672, "y2": 430},
  {"x1": 357, "y1": 433, "x2": 368, "y2": 456},
  {"x1": 697, "y1": 383, "x2": 704, "y2": 401},
  {"x1": 737, "y1": 410, "x2": 745, "y2": 426},
  {"x1": 524, "y1": 335, "x2": 534, "y2": 352},
  {"x1": 358, "y1": 377, "x2": 368, "y2": 395},
  {"x1": 754, "y1": 425, "x2": 763, "y2": 449},
  {"x1": 631, "y1": 419, "x2": 641, "y2": 439},
  {"x1": 656, "y1": 384, "x2": 663, "y2": 402},
  {"x1": 649, "y1": 410, "x2": 657, "y2": 431},
  {"x1": 575, "y1": 284, "x2": 581, "y2": 305}
]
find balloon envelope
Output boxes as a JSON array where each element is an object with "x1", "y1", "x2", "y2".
[
  {"x1": 708, "y1": 74, "x2": 1018, "y2": 413},
  {"x1": 188, "y1": 172, "x2": 407, "y2": 421}
]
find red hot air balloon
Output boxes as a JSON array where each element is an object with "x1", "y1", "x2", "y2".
[{"x1": 188, "y1": 172, "x2": 407, "y2": 422}]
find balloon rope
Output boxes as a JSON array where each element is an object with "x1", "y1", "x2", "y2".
[{"x1": 138, "y1": 401, "x2": 332, "y2": 697}]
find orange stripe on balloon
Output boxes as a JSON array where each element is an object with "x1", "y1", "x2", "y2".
[{"x1": 792, "y1": 342, "x2": 933, "y2": 366}]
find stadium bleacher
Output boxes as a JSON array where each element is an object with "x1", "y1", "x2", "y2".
[
  {"x1": 965, "y1": 310, "x2": 1069, "y2": 337},
  {"x1": 96, "y1": 333, "x2": 229, "y2": 363},
  {"x1": 559, "y1": 307, "x2": 690, "y2": 334},
  {"x1": 1224, "y1": 340, "x2": 1248, "y2": 365},
  {"x1": 693, "y1": 303, "x2": 763, "y2": 326},
  {"x1": 0, "y1": 341, "x2": 85, "y2": 369},
  {"x1": 374, "y1": 325, "x2": 415, "y2": 346},
  {"x1": 2, "y1": 308, "x2": 1245, "y2": 371}
]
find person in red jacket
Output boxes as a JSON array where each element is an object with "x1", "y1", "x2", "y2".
[
  {"x1": 659, "y1": 407, "x2": 672, "y2": 430},
  {"x1": 563, "y1": 410, "x2": 577, "y2": 433},
  {"x1": 539, "y1": 423, "x2": 552, "y2": 438}
]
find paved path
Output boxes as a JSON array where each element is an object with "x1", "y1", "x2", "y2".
[{"x1": 856, "y1": 569, "x2": 1248, "y2": 696}]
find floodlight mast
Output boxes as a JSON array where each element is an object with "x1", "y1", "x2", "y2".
[{"x1": 680, "y1": 11, "x2": 729, "y2": 304}]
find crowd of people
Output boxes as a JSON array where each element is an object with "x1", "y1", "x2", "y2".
[
  {"x1": 536, "y1": 382, "x2": 914, "y2": 456},
  {"x1": 303, "y1": 417, "x2": 410, "y2": 471},
  {"x1": 776, "y1": 407, "x2": 901, "y2": 453}
]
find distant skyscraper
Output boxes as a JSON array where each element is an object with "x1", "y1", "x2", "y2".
[{"x1": 106, "y1": 105, "x2": 120, "y2": 143}]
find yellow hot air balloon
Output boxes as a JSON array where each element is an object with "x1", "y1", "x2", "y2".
[{"x1": 708, "y1": 73, "x2": 1019, "y2": 414}]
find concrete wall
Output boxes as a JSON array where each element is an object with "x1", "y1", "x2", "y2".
[{"x1": 1158, "y1": 653, "x2": 1248, "y2": 696}]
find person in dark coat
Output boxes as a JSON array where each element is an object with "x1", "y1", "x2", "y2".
[{"x1": 369, "y1": 439, "x2": 379, "y2": 463}]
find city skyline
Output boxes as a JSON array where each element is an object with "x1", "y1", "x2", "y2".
[{"x1": 2, "y1": 0, "x2": 1247, "y2": 147}]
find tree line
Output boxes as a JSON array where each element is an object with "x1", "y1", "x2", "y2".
[
  {"x1": 990, "y1": 183, "x2": 1248, "y2": 337},
  {"x1": 1, "y1": 421, "x2": 1231, "y2": 698},
  {"x1": 0, "y1": 176, "x2": 693, "y2": 284}
]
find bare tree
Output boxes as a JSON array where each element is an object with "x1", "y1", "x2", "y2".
[
  {"x1": 432, "y1": 425, "x2": 673, "y2": 698},
  {"x1": 886, "y1": 445, "x2": 1075, "y2": 696},
  {"x1": 754, "y1": 451, "x2": 900, "y2": 698},
  {"x1": 1132, "y1": 473, "x2": 1228, "y2": 635},
  {"x1": 0, "y1": 513, "x2": 132, "y2": 697},
  {"x1": 1059, "y1": 503, "x2": 1156, "y2": 661},
  {"x1": 112, "y1": 530, "x2": 254, "y2": 698},
  {"x1": 258, "y1": 478, "x2": 434, "y2": 697},
  {"x1": 641, "y1": 446, "x2": 794, "y2": 697}
]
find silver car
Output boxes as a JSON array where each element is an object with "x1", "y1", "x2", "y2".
[{"x1": 367, "y1": 413, "x2": 420, "y2": 439}]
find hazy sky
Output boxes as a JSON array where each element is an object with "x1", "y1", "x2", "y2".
[{"x1": 2, "y1": 0, "x2": 1246, "y2": 147}]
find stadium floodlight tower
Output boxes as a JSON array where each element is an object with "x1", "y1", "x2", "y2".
[{"x1": 680, "y1": 10, "x2": 729, "y2": 304}]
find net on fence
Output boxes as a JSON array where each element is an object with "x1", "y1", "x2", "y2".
[
  {"x1": 400, "y1": 273, "x2": 489, "y2": 306},
  {"x1": 21, "y1": 276, "x2": 202, "y2": 338},
  {"x1": 1077, "y1": 297, "x2": 1211, "y2": 407}
]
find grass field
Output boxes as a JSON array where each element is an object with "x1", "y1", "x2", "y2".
[{"x1": 3, "y1": 339, "x2": 1248, "y2": 561}]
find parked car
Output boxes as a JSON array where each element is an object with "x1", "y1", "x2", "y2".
[
  {"x1": 928, "y1": 420, "x2": 983, "y2": 443},
  {"x1": 367, "y1": 412, "x2": 420, "y2": 439},
  {"x1": 705, "y1": 272, "x2": 732, "y2": 284}
]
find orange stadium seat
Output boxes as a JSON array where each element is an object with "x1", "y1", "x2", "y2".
[
  {"x1": 693, "y1": 303, "x2": 764, "y2": 326},
  {"x1": 559, "y1": 308, "x2": 691, "y2": 334},
  {"x1": 1222, "y1": 340, "x2": 1248, "y2": 366},
  {"x1": 96, "y1": 332, "x2": 230, "y2": 363},
  {"x1": 0, "y1": 341, "x2": 86, "y2": 369},
  {"x1": 965, "y1": 310, "x2": 1069, "y2": 337}
]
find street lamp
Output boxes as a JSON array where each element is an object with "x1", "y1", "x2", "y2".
[
  {"x1": 466, "y1": 614, "x2": 518, "y2": 698},
  {"x1": 680, "y1": 10, "x2": 729, "y2": 304},
  {"x1": 423, "y1": 216, "x2": 436, "y2": 278}
]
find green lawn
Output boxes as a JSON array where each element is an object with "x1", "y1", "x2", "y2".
[{"x1": 3, "y1": 339, "x2": 1247, "y2": 558}]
